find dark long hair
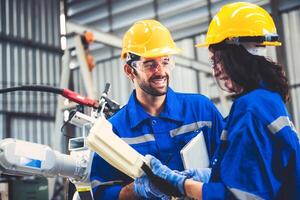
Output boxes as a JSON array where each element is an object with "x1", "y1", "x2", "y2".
[{"x1": 209, "y1": 43, "x2": 289, "y2": 102}]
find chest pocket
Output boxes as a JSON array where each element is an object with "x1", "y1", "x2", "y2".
[
  {"x1": 173, "y1": 129, "x2": 200, "y2": 150},
  {"x1": 130, "y1": 142, "x2": 157, "y2": 156},
  {"x1": 121, "y1": 133, "x2": 157, "y2": 156}
]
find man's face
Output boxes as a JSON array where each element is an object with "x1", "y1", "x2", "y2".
[{"x1": 132, "y1": 56, "x2": 173, "y2": 96}]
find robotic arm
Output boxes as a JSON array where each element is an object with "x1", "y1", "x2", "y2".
[
  {"x1": 0, "y1": 83, "x2": 179, "y2": 199},
  {"x1": 0, "y1": 137, "x2": 94, "y2": 200},
  {"x1": 0, "y1": 138, "x2": 89, "y2": 181},
  {"x1": 0, "y1": 84, "x2": 115, "y2": 200}
]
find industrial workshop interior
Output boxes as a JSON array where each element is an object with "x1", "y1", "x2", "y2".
[{"x1": 0, "y1": 0, "x2": 300, "y2": 199}]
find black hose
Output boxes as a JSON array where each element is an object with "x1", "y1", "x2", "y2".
[
  {"x1": 77, "y1": 191, "x2": 94, "y2": 200},
  {"x1": 0, "y1": 85, "x2": 63, "y2": 94}
]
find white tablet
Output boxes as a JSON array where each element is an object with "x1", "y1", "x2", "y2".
[{"x1": 180, "y1": 131, "x2": 209, "y2": 169}]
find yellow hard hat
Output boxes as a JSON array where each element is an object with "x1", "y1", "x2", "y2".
[
  {"x1": 121, "y1": 20, "x2": 181, "y2": 59},
  {"x1": 196, "y1": 2, "x2": 281, "y2": 47}
]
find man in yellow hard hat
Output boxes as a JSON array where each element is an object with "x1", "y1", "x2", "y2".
[
  {"x1": 90, "y1": 19, "x2": 224, "y2": 199},
  {"x1": 133, "y1": 2, "x2": 300, "y2": 200}
]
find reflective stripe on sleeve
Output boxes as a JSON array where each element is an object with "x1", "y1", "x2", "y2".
[
  {"x1": 228, "y1": 187, "x2": 263, "y2": 200},
  {"x1": 121, "y1": 134, "x2": 155, "y2": 145},
  {"x1": 169, "y1": 121, "x2": 212, "y2": 138},
  {"x1": 267, "y1": 116, "x2": 297, "y2": 134},
  {"x1": 91, "y1": 180, "x2": 123, "y2": 188}
]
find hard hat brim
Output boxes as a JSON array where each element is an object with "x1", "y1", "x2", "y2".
[
  {"x1": 195, "y1": 41, "x2": 282, "y2": 48},
  {"x1": 195, "y1": 43, "x2": 209, "y2": 48}
]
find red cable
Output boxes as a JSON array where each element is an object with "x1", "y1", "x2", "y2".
[{"x1": 62, "y1": 89, "x2": 99, "y2": 108}]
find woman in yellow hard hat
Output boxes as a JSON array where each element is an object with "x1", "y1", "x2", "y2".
[{"x1": 135, "y1": 2, "x2": 300, "y2": 200}]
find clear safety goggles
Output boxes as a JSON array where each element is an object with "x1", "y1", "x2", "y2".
[{"x1": 131, "y1": 56, "x2": 175, "y2": 72}]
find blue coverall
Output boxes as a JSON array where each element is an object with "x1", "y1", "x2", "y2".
[
  {"x1": 91, "y1": 88, "x2": 224, "y2": 199},
  {"x1": 203, "y1": 88, "x2": 300, "y2": 200}
]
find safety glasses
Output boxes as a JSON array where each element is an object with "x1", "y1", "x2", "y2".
[{"x1": 131, "y1": 56, "x2": 175, "y2": 72}]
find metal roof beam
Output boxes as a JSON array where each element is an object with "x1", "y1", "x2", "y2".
[{"x1": 66, "y1": 21, "x2": 122, "y2": 48}]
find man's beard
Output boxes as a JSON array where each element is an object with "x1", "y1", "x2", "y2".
[{"x1": 138, "y1": 74, "x2": 169, "y2": 96}]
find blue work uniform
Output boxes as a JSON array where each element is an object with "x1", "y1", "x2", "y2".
[
  {"x1": 203, "y1": 88, "x2": 300, "y2": 200},
  {"x1": 91, "y1": 87, "x2": 224, "y2": 200}
]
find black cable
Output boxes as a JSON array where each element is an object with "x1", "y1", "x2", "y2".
[
  {"x1": 61, "y1": 110, "x2": 77, "y2": 135},
  {"x1": 77, "y1": 191, "x2": 93, "y2": 200},
  {"x1": 103, "y1": 83, "x2": 110, "y2": 94},
  {"x1": 0, "y1": 85, "x2": 63, "y2": 94}
]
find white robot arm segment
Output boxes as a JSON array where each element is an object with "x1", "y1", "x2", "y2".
[{"x1": 0, "y1": 138, "x2": 87, "y2": 180}]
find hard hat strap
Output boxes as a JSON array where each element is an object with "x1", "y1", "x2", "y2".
[
  {"x1": 226, "y1": 35, "x2": 279, "y2": 45},
  {"x1": 126, "y1": 52, "x2": 141, "y2": 67}
]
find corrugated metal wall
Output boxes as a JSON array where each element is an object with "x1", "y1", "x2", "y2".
[
  {"x1": 282, "y1": 7, "x2": 300, "y2": 132},
  {"x1": 0, "y1": 0, "x2": 61, "y2": 145}
]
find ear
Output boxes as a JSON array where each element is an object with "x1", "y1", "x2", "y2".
[{"x1": 124, "y1": 64, "x2": 135, "y2": 80}]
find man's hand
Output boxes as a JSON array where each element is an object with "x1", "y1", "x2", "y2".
[{"x1": 118, "y1": 183, "x2": 139, "y2": 200}]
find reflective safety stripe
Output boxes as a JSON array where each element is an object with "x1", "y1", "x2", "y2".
[
  {"x1": 91, "y1": 180, "x2": 124, "y2": 188},
  {"x1": 169, "y1": 121, "x2": 212, "y2": 137},
  {"x1": 121, "y1": 134, "x2": 155, "y2": 145},
  {"x1": 228, "y1": 187, "x2": 263, "y2": 200},
  {"x1": 220, "y1": 130, "x2": 228, "y2": 141},
  {"x1": 91, "y1": 180, "x2": 101, "y2": 188},
  {"x1": 267, "y1": 116, "x2": 297, "y2": 134}
]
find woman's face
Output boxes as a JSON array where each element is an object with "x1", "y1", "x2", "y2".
[{"x1": 208, "y1": 50, "x2": 243, "y2": 94}]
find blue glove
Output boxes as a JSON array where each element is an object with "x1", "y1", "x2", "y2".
[
  {"x1": 179, "y1": 168, "x2": 211, "y2": 183},
  {"x1": 147, "y1": 155, "x2": 187, "y2": 195},
  {"x1": 134, "y1": 174, "x2": 170, "y2": 199}
]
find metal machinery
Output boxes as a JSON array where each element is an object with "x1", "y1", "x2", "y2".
[
  {"x1": 0, "y1": 82, "x2": 120, "y2": 200},
  {"x1": 0, "y1": 84, "x2": 182, "y2": 199},
  {"x1": 0, "y1": 28, "x2": 122, "y2": 200}
]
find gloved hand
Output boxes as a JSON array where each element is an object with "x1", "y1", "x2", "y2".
[
  {"x1": 179, "y1": 168, "x2": 211, "y2": 183},
  {"x1": 134, "y1": 174, "x2": 171, "y2": 200},
  {"x1": 146, "y1": 154, "x2": 187, "y2": 196}
]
